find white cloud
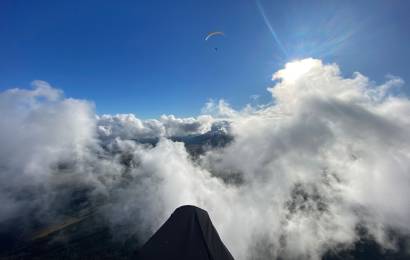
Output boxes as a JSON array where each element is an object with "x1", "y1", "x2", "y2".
[
  {"x1": 97, "y1": 113, "x2": 215, "y2": 141},
  {"x1": 0, "y1": 81, "x2": 96, "y2": 222},
  {"x1": 201, "y1": 58, "x2": 410, "y2": 258},
  {"x1": 1, "y1": 59, "x2": 410, "y2": 259}
]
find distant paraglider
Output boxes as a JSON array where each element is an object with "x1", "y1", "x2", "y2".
[{"x1": 205, "y1": 32, "x2": 224, "y2": 52}]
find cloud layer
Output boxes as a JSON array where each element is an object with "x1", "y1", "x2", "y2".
[{"x1": 1, "y1": 59, "x2": 410, "y2": 259}]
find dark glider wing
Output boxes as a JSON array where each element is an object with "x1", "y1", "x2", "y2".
[{"x1": 136, "y1": 205, "x2": 234, "y2": 260}]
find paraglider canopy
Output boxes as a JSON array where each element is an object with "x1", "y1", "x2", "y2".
[
  {"x1": 136, "y1": 205, "x2": 234, "y2": 260},
  {"x1": 205, "y1": 31, "x2": 224, "y2": 41}
]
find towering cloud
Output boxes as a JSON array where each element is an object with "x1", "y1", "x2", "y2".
[
  {"x1": 0, "y1": 59, "x2": 409, "y2": 259},
  {"x1": 201, "y1": 59, "x2": 410, "y2": 258}
]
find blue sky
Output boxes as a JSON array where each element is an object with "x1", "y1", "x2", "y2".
[{"x1": 1, "y1": 0, "x2": 409, "y2": 118}]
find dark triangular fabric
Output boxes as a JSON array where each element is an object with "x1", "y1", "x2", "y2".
[{"x1": 136, "y1": 205, "x2": 234, "y2": 260}]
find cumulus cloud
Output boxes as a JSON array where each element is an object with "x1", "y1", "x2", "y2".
[
  {"x1": 0, "y1": 80, "x2": 96, "y2": 223},
  {"x1": 1, "y1": 59, "x2": 410, "y2": 259},
  {"x1": 97, "y1": 113, "x2": 215, "y2": 141},
  {"x1": 201, "y1": 59, "x2": 410, "y2": 258}
]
